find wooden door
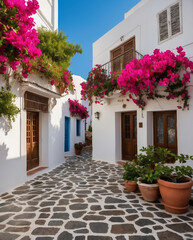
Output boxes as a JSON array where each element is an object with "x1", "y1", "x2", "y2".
[
  {"x1": 26, "y1": 112, "x2": 39, "y2": 171},
  {"x1": 111, "y1": 37, "x2": 135, "y2": 73},
  {"x1": 154, "y1": 111, "x2": 177, "y2": 159},
  {"x1": 122, "y1": 112, "x2": 137, "y2": 160}
]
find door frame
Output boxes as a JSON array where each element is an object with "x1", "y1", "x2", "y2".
[
  {"x1": 110, "y1": 36, "x2": 136, "y2": 72},
  {"x1": 153, "y1": 110, "x2": 177, "y2": 154},
  {"x1": 26, "y1": 111, "x2": 40, "y2": 171},
  {"x1": 121, "y1": 111, "x2": 137, "y2": 161},
  {"x1": 64, "y1": 116, "x2": 71, "y2": 152}
]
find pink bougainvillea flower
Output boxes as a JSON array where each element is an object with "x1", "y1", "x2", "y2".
[
  {"x1": 50, "y1": 80, "x2": 55, "y2": 86},
  {"x1": 68, "y1": 99, "x2": 89, "y2": 119}
]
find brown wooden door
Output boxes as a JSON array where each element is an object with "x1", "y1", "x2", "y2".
[
  {"x1": 26, "y1": 112, "x2": 39, "y2": 171},
  {"x1": 154, "y1": 111, "x2": 177, "y2": 155},
  {"x1": 122, "y1": 112, "x2": 137, "y2": 160},
  {"x1": 111, "y1": 37, "x2": 135, "y2": 73}
]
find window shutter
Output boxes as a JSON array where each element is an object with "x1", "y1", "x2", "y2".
[
  {"x1": 123, "y1": 38, "x2": 135, "y2": 68},
  {"x1": 159, "y1": 10, "x2": 169, "y2": 41},
  {"x1": 170, "y1": 3, "x2": 181, "y2": 36}
]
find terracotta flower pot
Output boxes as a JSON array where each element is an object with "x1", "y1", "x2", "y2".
[
  {"x1": 59, "y1": 87, "x2": 65, "y2": 94},
  {"x1": 54, "y1": 81, "x2": 59, "y2": 87},
  {"x1": 138, "y1": 180, "x2": 159, "y2": 202},
  {"x1": 75, "y1": 148, "x2": 81, "y2": 155},
  {"x1": 124, "y1": 181, "x2": 138, "y2": 192},
  {"x1": 158, "y1": 177, "x2": 193, "y2": 214}
]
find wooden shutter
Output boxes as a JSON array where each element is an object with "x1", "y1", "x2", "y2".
[
  {"x1": 123, "y1": 38, "x2": 135, "y2": 68},
  {"x1": 111, "y1": 37, "x2": 135, "y2": 73},
  {"x1": 112, "y1": 47, "x2": 122, "y2": 73},
  {"x1": 170, "y1": 3, "x2": 181, "y2": 36},
  {"x1": 24, "y1": 92, "x2": 48, "y2": 112},
  {"x1": 159, "y1": 10, "x2": 169, "y2": 41}
]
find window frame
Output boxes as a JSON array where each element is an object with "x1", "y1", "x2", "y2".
[
  {"x1": 76, "y1": 119, "x2": 81, "y2": 137},
  {"x1": 64, "y1": 116, "x2": 71, "y2": 152},
  {"x1": 110, "y1": 37, "x2": 135, "y2": 73},
  {"x1": 157, "y1": 0, "x2": 182, "y2": 44}
]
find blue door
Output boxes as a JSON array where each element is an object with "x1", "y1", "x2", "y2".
[{"x1": 65, "y1": 117, "x2": 70, "y2": 152}]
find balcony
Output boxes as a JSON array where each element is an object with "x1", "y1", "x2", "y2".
[{"x1": 99, "y1": 49, "x2": 143, "y2": 76}]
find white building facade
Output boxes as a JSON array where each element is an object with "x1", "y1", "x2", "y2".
[
  {"x1": 0, "y1": 0, "x2": 89, "y2": 194},
  {"x1": 92, "y1": 0, "x2": 193, "y2": 167}
]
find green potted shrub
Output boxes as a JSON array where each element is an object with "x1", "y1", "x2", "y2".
[
  {"x1": 123, "y1": 161, "x2": 139, "y2": 192},
  {"x1": 157, "y1": 153, "x2": 193, "y2": 214},
  {"x1": 136, "y1": 146, "x2": 172, "y2": 202},
  {"x1": 74, "y1": 142, "x2": 85, "y2": 155}
]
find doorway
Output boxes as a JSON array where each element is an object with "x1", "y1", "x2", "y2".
[
  {"x1": 26, "y1": 111, "x2": 39, "y2": 171},
  {"x1": 122, "y1": 111, "x2": 137, "y2": 160},
  {"x1": 153, "y1": 111, "x2": 177, "y2": 155}
]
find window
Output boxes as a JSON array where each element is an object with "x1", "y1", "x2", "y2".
[
  {"x1": 153, "y1": 111, "x2": 177, "y2": 162},
  {"x1": 111, "y1": 37, "x2": 135, "y2": 73},
  {"x1": 65, "y1": 117, "x2": 70, "y2": 152},
  {"x1": 76, "y1": 119, "x2": 81, "y2": 136},
  {"x1": 158, "y1": 1, "x2": 182, "y2": 43}
]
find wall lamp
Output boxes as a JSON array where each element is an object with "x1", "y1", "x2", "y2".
[{"x1": 94, "y1": 112, "x2": 100, "y2": 119}]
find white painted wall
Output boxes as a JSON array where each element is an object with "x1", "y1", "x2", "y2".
[
  {"x1": 34, "y1": 0, "x2": 58, "y2": 31},
  {"x1": 73, "y1": 75, "x2": 92, "y2": 131},
  {"x1": 92, "y1": 0, "x2": 193, "y2": 168}
]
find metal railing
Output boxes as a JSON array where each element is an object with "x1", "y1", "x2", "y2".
[{"x1": 99, "y1": 49, "x2": 143, "y2": 76}]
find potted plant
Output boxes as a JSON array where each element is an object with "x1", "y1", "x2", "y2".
[
  {"x1": 123, "y1": 161, "x2": 139, "y2": 192},
  {"x1": 157, "y1": 153, "x2": 193, "y2": 214},
  {"x1": 136, "y1": 146, "x2": 171, "y2": 202},
  {"x1": 74, "y1": 142, "x2": 84, "y2": 155}
]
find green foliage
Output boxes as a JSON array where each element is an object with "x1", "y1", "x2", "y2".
[
  {"x1": 74, "y1": 142, "x2": 85, "y2": 150},
  {"x1": 123, "y1": 161, "x2": 139, "y2": 182},
  {"x1": 136, "y1": 146, "x2": 193, "y2": 183},
  {"x1": 138, "y1": 165, "x2": 161, "y2": 184},
  {"x1": 37, "y1": 28, "x2": 82, "y2": 68},
  {"x1": 157, "y1": 153, "x2": 193, "y2": 183},
  {"x1": 81, "y1": 66, "x2": 120, "y2": 103},
  {"x1": 137, "y1": 146, "x2": 175, "y2": 166},
  {"x1": 88, "y1": 125, "x2": 92, "y2": 132},
  {"x1": 137, "y1": 146, "x2": 175, "y2": 184},
  {"x1": 0, "y1": 87, "x2": 20, "y2": 128}
]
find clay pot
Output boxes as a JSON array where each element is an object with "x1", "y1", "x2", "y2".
[
  {"x1": 124, "y1": 181, "x2": 138, "y2": 192},
  {"x1": 75, "y1": 148, "x2": 81, "y2": 155},
  {"x1": 59, "y1": 87, "x2": 65, "y2": 94},
  {"x1": 54, "y1": 81, "x2": 59, "y2": 87},
  {"x1": 138, "y1": 180, "x2": 159, "y2": 202},
  {"x1": 158, "y1": 177, "x2": 193, "y2": 214}
]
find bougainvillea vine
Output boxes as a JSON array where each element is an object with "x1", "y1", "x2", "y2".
[
  {"x1": 81, "y1": 65, "x2": 119, "y2": 105},
  {"x1": 117, "y1": 47, "x2": 193, "y2": 110},
  {"x1": 82, "y1": 47, "x2": 193, "y2": 110},
  {"x1": 0, "y1": 0, "x2": 42, "y2": 77},
  {"x1": 68, "y1": 99, "x2": 89, "y2": 119}
]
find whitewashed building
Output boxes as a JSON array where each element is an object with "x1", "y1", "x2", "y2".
[
  {"x1": 92, "y1": 0, "x2": 193, "y2": 167},
  {"x1": 0, "y1": 0, "x2": 90, "y2": 194}
]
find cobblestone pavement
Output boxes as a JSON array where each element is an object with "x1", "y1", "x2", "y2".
[{"x1": 0, "y1": 151, "x2": 193, "y2": 240}]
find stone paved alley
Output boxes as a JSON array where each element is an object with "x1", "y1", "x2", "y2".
[{"x1": 0, "y1": 151, "x2": 193, "y2": 240}]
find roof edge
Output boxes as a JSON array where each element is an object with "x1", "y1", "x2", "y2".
[{"x1": 124, "y1": 0, "x2": 150, "y2": 19}]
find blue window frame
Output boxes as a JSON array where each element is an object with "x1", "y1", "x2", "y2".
[
  {"x1": 65, "y1": 116, "x2": 70, "y2": 152},
  {"x1": 76, "y1": 119, "x2": 81, "y2": 136}
]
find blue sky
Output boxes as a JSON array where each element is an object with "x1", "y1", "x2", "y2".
[{"x1": 58, "y1": 0, "x2": 141, "y2": 79}]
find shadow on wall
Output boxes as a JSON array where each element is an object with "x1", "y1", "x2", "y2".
[
  {"x1": 0, "y1": 117, "x2": 11, "y2": 135},
  {"x1": 0, "y1": 142, "x2": 9, "y2": 162},
  {"x1": 47, "y1": 100, "x2": 70, "y2": 167}
]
